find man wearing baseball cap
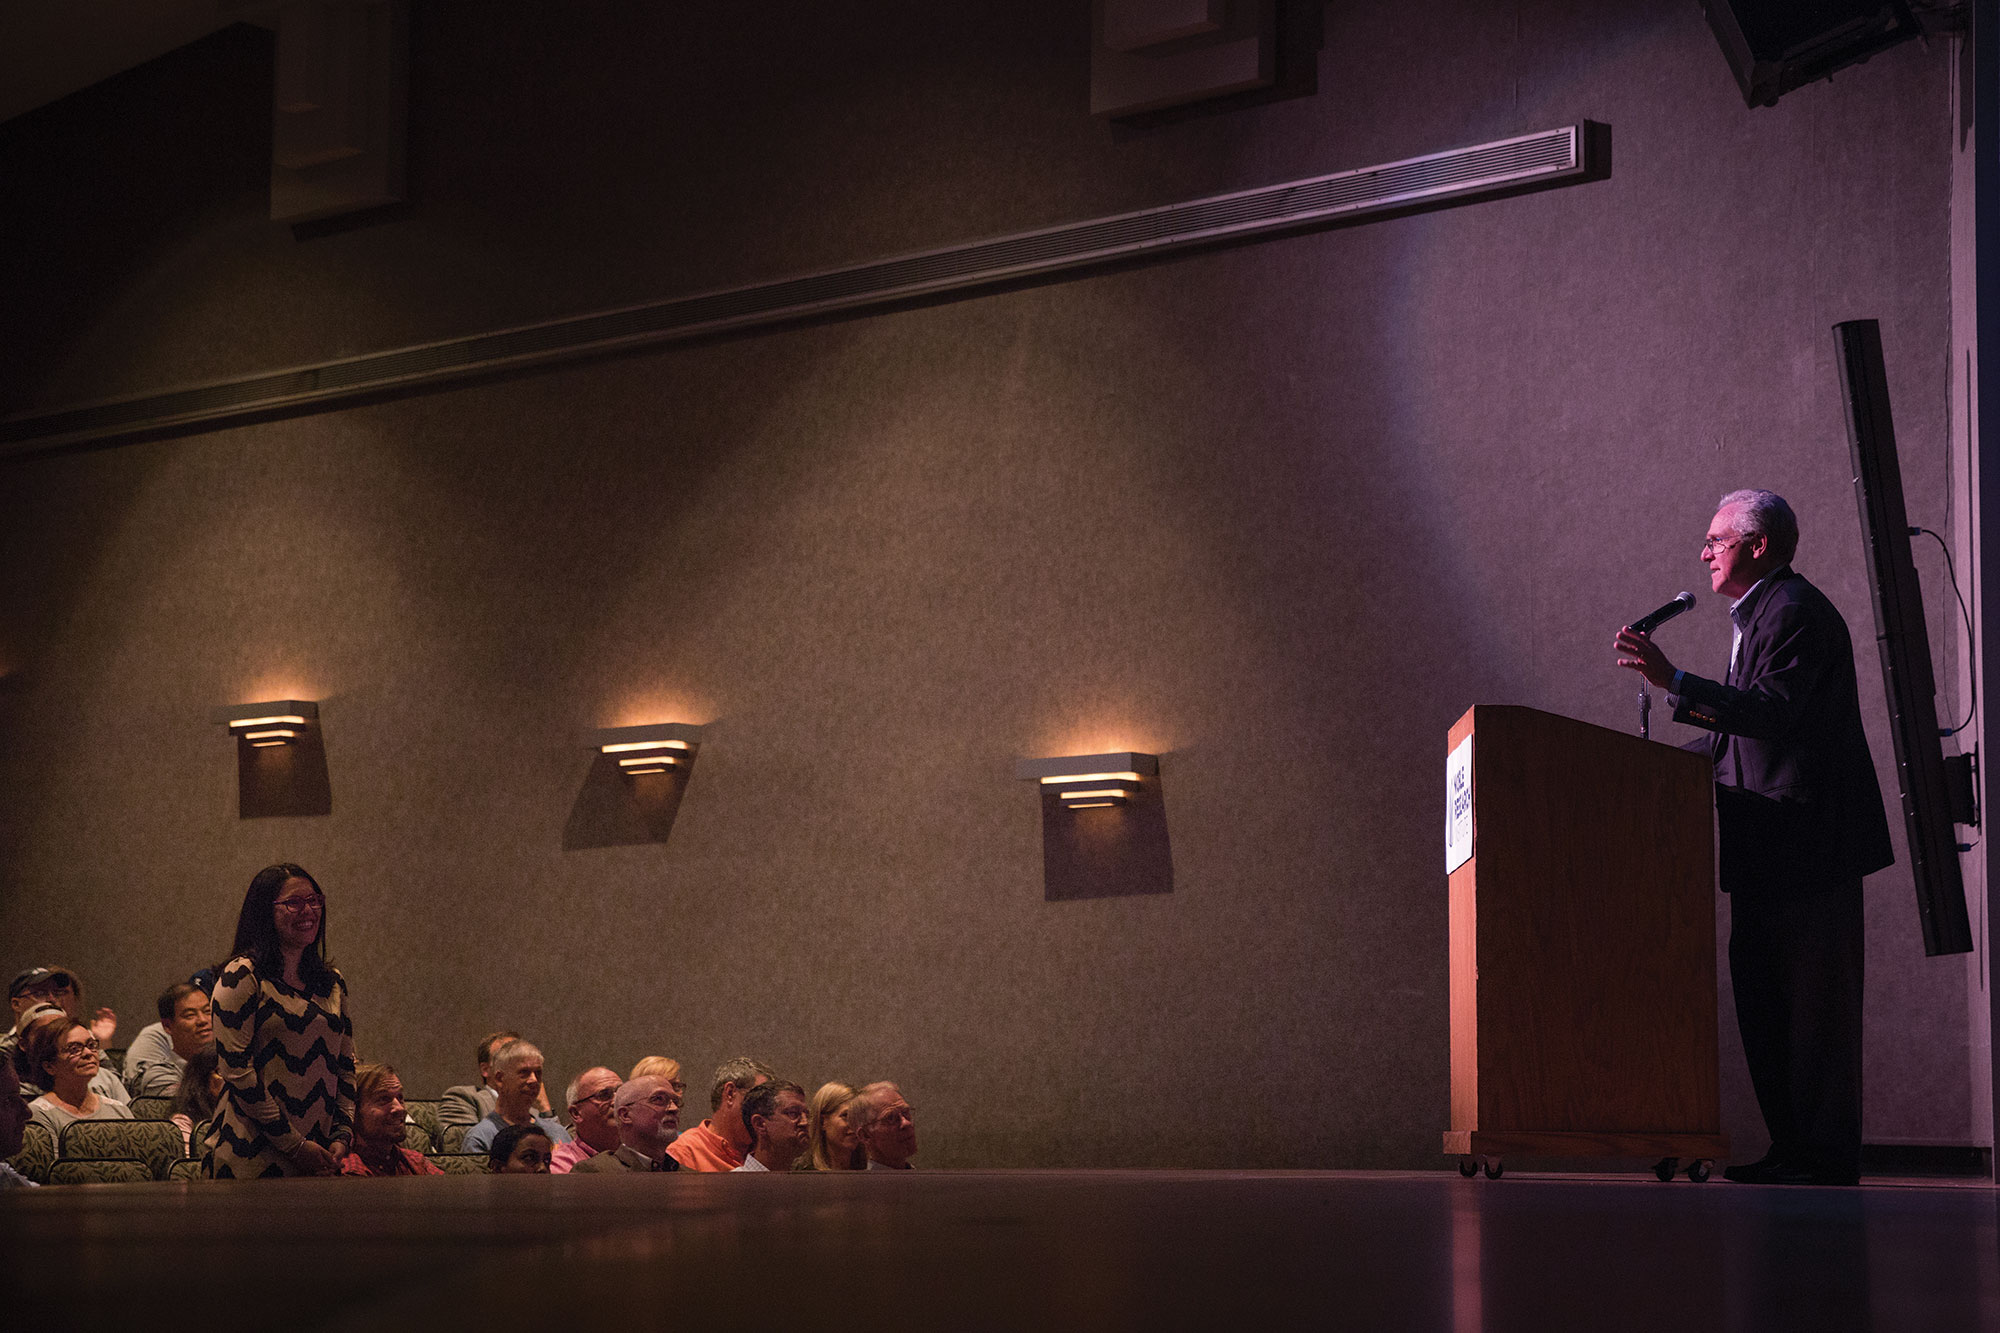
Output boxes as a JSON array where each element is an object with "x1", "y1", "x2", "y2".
[{"x1": 4, "y1": 967, "x2": 125, "y2": 1104}]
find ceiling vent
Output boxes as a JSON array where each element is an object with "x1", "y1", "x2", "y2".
[{"x1": 0, "y1": 121, "x2": 1607, "y2": 458}]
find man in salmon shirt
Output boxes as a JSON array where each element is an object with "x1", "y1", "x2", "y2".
[{"x1": 666, "y1": 1056, "x2": 774, "y2": 1171}]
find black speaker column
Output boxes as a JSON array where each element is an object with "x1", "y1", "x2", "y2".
[{"x1": 1700, "y1": 0, "x2": 1924, "y2": 107}]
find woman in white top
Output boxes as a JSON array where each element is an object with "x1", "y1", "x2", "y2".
[{"x1": 21, "y1": 1013, "x2": 133, "y2": 1138}]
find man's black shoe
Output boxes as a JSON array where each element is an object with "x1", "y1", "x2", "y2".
[
  {"x1": 1723, "y1": 1155, "x2": 1781, "y2": 1183},
  {"x1": 1762, "y1": 1161, "x2": 1860, "y2": 1187},
  {"x1": 1723, "y1": 1155, "x2": 1859, "y2": 1186}
]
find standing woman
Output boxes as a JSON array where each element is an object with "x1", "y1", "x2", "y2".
[{"x1": 205, "y1": 864, "x2": 357, "y2": 1178}]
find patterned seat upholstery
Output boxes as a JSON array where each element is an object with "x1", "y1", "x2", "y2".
[
  {"x1": 426, "y1": 1153, "x2": 489, "y2": 1175},
  {"x1": 48, "y1": 1158, "x2": 151, "y2": 1185},
  {"x1": 439, "y1": 1123, "x2": 469, "y2": 1155},
  {"x1": 8, "y1": 1122, "x2": 55, "y2": 1184},
  {"x1": 401, "y1": 1119, "x2": 435, "y2": 1154},
  {"x1": 167, "y1": 1159, "x2": 204, "y2": 1182},
  {"x1": 130, "y1": 1096, "x2": 177, "y2": 1120},
  {"x1": 404, "y1": 1099, "x2": 442, "y2": 1153},
  {"x1": 61, "y1": 1118, "x2": 186, "y2": 1180}
]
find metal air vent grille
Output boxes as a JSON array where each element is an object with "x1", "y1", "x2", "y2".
[{"x1": 1, "y1": 122, "x2": 1606, "y2": 457}]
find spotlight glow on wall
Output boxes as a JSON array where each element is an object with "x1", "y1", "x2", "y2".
[
  {"x1": 1016, "y1": 752, "x2": 1158, "y2": 809},
  {"x1": 590, "y1": 722, "x2": 703, "y2": 778},
  {"x1": 213, "y1": 700, "x2": 318, "y2": 747}
]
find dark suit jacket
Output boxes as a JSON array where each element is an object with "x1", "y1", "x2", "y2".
[{"x1": 1669, "y1": 567, "x2": 1893, "y2": 895}]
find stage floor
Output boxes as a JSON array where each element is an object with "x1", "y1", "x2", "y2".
[{"x1": 4, "y1": 1169, "x2": 1996, "y2": 1331}]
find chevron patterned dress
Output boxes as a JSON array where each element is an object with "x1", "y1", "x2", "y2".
[{"x1": 204, "y1": 956, "x2": 357, "y2": 1178}]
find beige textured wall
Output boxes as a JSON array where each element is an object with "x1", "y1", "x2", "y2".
[{"x1": 0, "y1": 2, "x2": 1968, "y2": 1165}]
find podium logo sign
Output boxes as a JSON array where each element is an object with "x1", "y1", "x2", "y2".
[{"x1": 1446, "y1": 737, "x2": 1473, "y2": 874}]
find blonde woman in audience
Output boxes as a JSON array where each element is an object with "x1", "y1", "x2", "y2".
[
  {"x1": 800, "y1": 1081, "x2": 867, "y2": 1171},
  {"x1": 22, "y1": 1012, "x2": 134, "y2": 1138},
  {"x1": 629, "y1": 1055, "x2": 684, "y2": 1099}
]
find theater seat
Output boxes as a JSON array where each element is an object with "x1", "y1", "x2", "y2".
[
  {"x1": 8, "y1": 1122, "x2": 55, "y2": 1184},
  {"x1": 61, "y1": 1119, "x2": 186, "y2": 1180},
  {"x1": 426, "y1": 1153, "x2": 489, "y2": 1175},
  {"x1": 48, "y1": 1158, "x2": 151, "y2": 1185},
  {"x1": 404, "y1": 1099, "x2": 442, "y2": 1153},
  {"x1": 167, "y1": 1159, "x2": 203, "y2": 1182},
  {"x1": 130, "y1": 1096, "x2": 176, "y2": 1120}
]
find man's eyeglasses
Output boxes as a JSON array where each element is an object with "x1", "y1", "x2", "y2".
[
  {"x1": 573, "y1": 1089, "x2": 616, "y2": 1110},
  {"x1": 1701, "y1": 536, "x2": 1746, "y2": 555}
]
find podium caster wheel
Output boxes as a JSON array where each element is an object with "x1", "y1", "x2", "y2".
[
  {"x1": 1653, "y1": 1157, "x2": 1678, "y2": 1182},
  {"x1": 1482, "y1": 1157, "x2": 1503, "y2": 1180},
  {"x1": 1686, "y1": 1159, "x2": 1712, "y2": 1182},
  {"x1": 1458, "y1": 1157, "x2": 1477, "y2": 1178}
]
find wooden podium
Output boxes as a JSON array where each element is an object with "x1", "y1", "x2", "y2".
[{"x1": 1443, "y1": 705, "x2": 1728, "y2": 1177}]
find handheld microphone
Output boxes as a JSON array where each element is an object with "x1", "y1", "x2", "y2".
[{"x1": 1628, "y1": 591, "x2": 1696, "y2": 636}]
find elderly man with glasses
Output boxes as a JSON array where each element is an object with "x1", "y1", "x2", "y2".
[
  {"x1": 461, "y1": 1039, "x2": 570, "y2": 1157},
  {"x1": 572, "y1": 1076, "x2": 683, "y2": 1173},
  {"x1": 1615, "y1": 489, "x2": 1891, "y2": 1188},
  {"x1": 551, "y1": 1067, "x2": 623, "y2": 1173}
]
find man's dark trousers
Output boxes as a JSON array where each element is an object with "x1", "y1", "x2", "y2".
[{"x1": 1728, "y1": 879, "x2": 1864, "y2": 1176}]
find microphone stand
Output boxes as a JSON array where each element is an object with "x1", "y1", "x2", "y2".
[{"x1": 1639, "y1": 686, "x2": 1651, "y2": 741}]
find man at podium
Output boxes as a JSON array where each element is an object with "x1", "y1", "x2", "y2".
[{"x1": 1614, "y1": 489, "x2": 1892, "y2": 1187}]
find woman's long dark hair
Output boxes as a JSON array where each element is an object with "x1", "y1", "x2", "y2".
[
  {"x1": 174, "y1": 1044, "x2": 221, "y2": 1123},
  {"x1": 228, "y1": 863, "x2": 335, "y2": 993}
]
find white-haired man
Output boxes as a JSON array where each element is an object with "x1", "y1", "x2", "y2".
[
  {"x1": 461, "y1": 1039, "x2": 570, "y2": 1156},
  {"x1": 572, "y1": 1075, "x2": 683, "y2": 1173},
  {"x1": 859, "y1": 1081, "x2": 917, "y2": 1170},
  {"x1": 1616, "y1": 488, "x2": 1891, "y2": 1187},
  {"x1": 551, "y1": 1066, "x2": 623, "y2": 1173}
]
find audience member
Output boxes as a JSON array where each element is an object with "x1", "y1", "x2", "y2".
[
  {"x1": 4, "y1": 967, "x2": 69, "y2": 1057},
  {"x1": 123, "y1": 982, "x2": 213, "y2": 1098},
  {"x1": 859, "y1": 1081, "x2": 917, "y2": 1170},
  {"x1": 341, "y1": 1062, "x2": 443, "y2": 1177},
  {"x1": 1, "y1": 1053, "x2": 38, "y2": 1188},
  {"x1": 732, "y1": 1080, "x2": 808, "y2": 1173},
  {"x1": 171, "y1": 1044, "x2": 224, "y2": 1154},
  {"x1": 438, "y1": 1030, "x2": 521, "y2": 1131},
  {"x1": 551, "y1": 1066, "x2": 622, "y2": 1174},
  {"x1": 488, "y1": 1122, "x2": 555, "y2": 1174},
  {"x1": 573, "y1": 1076, "x2": 682, "y2": 1173},
  {"x1": 667, "y1": 1057, "x2": 773, "y2": 1172},
  {"x1": 6, "y1": 969, "x2": 128, "y2": 1106},
  {"x1": 24, "y1": 1013, "x2": 135, "y2": 1137},
  {"x1": 207, "y1": 864, "x2": 357, "y2": 1178},
  {"x1": 462, "y1": 1040, "x2": 569, "y2": 1155},
  {"x1": 4, "y1": 965, "x2": 117, "y2": 1055},
  {"x1": 802, "y1": 1081, "x2": 867, "y2": 1172},
  {"x1": 629, "y1": 1055, "x2": 686, "y2": 1099}
]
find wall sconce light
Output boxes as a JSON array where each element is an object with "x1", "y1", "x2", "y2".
[
  {"x1": 210, "y1": 699, "x2": 331, "y2": 818},
  {"x1": 565, "y1": 720, "x2": 706, "y2": 850},
  {"x1": 1015, "y1": 752, "x2": 1159, "y2": 809},
  {"x1": 213, "y1": 700, "x2": 318, "y2": 747},
  {"x1": 588, "y1": 722, "x2": 703, "y2": 778}
]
